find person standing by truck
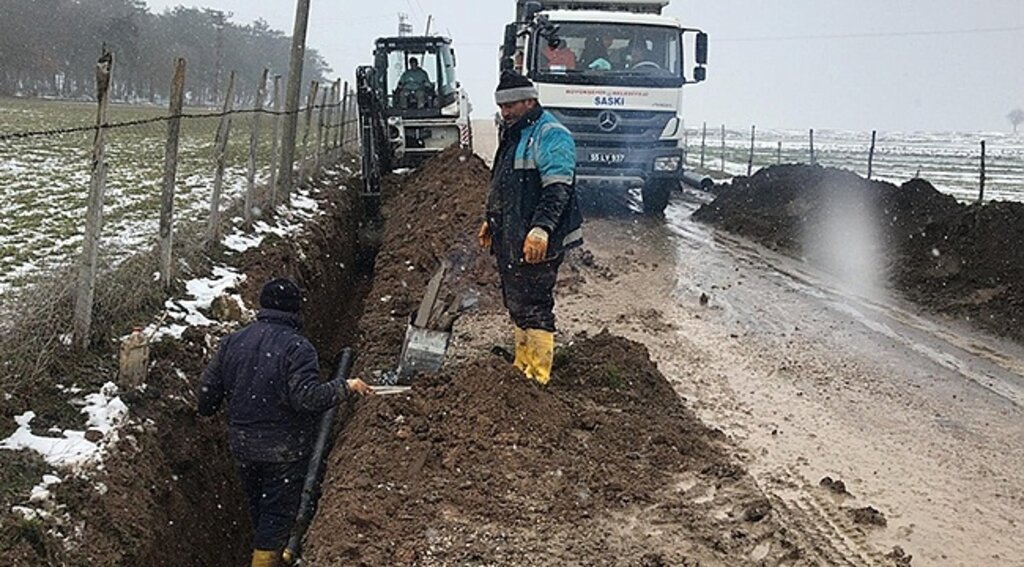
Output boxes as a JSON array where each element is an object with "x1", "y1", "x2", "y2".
[
  {"x1": 197, "y1": 278, "x2": 373, "y2": 567},
  {"x1": 478, "y1": 70, "x2": 583, "y2": 385}
]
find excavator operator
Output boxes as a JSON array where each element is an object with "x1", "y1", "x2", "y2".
[{"x1": 395, "y1": 57, "x2": 433, "y2": 109}]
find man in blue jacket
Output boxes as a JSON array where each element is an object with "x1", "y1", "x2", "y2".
[
  {"x1": 198, "y1": 278, "x2": 372, "y2": 567},
  {"x1": 478, "y1": 70, "x2": 583, "y2": 385}
]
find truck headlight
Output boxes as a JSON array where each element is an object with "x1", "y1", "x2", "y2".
[{"x1": 654, "y1": 156, "x2": 681, "y2": 172}]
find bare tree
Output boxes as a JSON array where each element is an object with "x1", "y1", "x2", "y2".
[{"x1": 1009, "y1": 108, "x2": 1024, "y2": 134}]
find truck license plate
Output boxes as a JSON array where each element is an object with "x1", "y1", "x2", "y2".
[{"x1": 589, "y1": 152, "x2": 626, "y2": 164}]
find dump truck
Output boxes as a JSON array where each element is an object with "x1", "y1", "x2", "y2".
[
  {"x1": 357, "y1": 35, "x2": 472, "y2": 195},
  {"x1": 501, "y1": 0, "x2": 707, "y2": 214}
]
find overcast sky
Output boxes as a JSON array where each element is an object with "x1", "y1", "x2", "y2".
[{"x1": 144, "y1": 0, "x2": 1024, "y2": 132}]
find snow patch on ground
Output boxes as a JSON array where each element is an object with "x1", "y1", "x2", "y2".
[{"x1": 0, "y1": 382, "x2": 127, "y2": 468}]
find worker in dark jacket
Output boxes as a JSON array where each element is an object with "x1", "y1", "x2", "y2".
[
  {"x1": 478, "y1": 70, "x2": 583, "y2": 385},
  {"x1": 198, "y1": 278, "x2": 373, "y2": 567}
]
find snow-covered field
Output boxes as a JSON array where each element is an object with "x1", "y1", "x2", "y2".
[
  {"x1": 0, "y1": 97, "x2": 290, "y2": 296},
  {"x1": 685, "y1": 127, "x2": 1024, "y2": 203}
]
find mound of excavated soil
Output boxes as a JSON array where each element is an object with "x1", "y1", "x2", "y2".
[
  {"x1": 306, "y1": 332, "x2": 802, "y2": 565},
  {"x1": 694, "y1": 165, "x2": 1024, "y2": 341},
  {"x1": 356, "y1": 146, "x2": 498, "y2": 380}
]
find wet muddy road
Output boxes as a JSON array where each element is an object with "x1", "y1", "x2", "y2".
[
  {"x1": 571, "y1": 190, "x2": 1024, "y2": 565},
  {"x1": 474, "y1": 124, "x2": 1024, "y2": 565}
]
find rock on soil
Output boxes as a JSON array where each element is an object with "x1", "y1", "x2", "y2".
[{"x1": 694, "y1": 165, "x2": 1024, "y2": 342}]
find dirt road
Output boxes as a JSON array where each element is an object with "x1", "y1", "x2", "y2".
[{"x1": 473, "y1": 120, "x2": 1024, "y2": 565}]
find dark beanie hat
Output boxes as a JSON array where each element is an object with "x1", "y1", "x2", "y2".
[
  {"x1": 259, "y1": 278, "x2": 302, "y2": 313},
  {"x1": 495, "y1": 70, "x2": 539, "y2": 104}
]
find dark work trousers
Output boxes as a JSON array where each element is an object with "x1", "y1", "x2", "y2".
[
  {"x1": 236, "y1": 458, "x2": 307, "y2": 550},
  {"x1": 496, "y1": 253, "x2": 563, "y2": 332}
]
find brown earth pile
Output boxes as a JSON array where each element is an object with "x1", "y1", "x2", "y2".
[
  {"x1": 355, "y1": 145, "x2": 498, "y2": 380},
  {"x1": 306, "y1": 332, "x2": 800, "y2": 565},
  {"x1": 694, "y1": 165, "x2": 1024, "y2": 341}
]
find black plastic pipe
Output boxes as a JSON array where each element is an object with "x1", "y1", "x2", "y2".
[
  {"x1": 282, "y1": 347, "x2": 354, "y2": 565},
  {"x1": 682, "y1": 170, "x2": 715, "y2": 192}
]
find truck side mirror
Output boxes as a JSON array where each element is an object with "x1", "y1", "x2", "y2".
[
  {"x1": 693, "y1": 66, "x2": 706, "y2": 83},
  {"x1": 523, "y1": 1, "x2": 543, "y2": 21},
  {"x1": 695, "y1": 32, "x2": 708, "y2": 65}
]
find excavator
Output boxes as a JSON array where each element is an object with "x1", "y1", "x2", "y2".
[{"x1": 357, "y1": 35, "x2": 472, "y2": 196}]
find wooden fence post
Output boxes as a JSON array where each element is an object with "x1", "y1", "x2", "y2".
[
  {"x1": 867, "y1": 130, "x2": 877, "y2": 180},
  {"x1": 979, "y1": 140, "x2": 986, "y2": 203},
  {"x1": 300, "y1": 81, "x2": 319, "y2": 183},
  {"x1": 747, "y1": 125, "x2": 756, "y2": 176},
  {"x1": 330, "y1": 78, "x2": 342, "y2": 154},
  {"x1": 314, "y1": 87, "x2": 328, "y2": 175},
  {"x1": 269, "y1": 75, "x2": 283, "y2": 209},
  {"x1": 720, "y1": 124, "x2": 726, "y2": 174},
  {"x1": 73, "y1": 49, "x2": 114, "y2": 349},
  {"x1": 809, "y1": 128, "x2": 816, "y2": 165},
  {"x1": 158, "y1": 58, "x2": 186, "y2": 291},
  {"x1": 245, "y1": 68, "x2": 268, "y2": 227},
  {"x1": 338, "y1": 82, "x2": 349, "y2": 152},
  {"x1": 700, "y1": 121, "x2": 707, "y2": 169},
  {"x1": 206, "y1": 70, "x2": 236, "y2": 244},
  {"x1": 777, "y1": 141, "x2": 782, "y2": 165}
]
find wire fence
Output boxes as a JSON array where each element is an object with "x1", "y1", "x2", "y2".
[
  {"x1": 683, "y1": 123, "x2": 1024, "y2": 204},
  {"x1": 0, "y1": 55, "x2": 361, "y2": 347}
]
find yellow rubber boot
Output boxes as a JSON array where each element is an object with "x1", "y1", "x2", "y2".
[
  {"x1": 524, "y1": 329, "x2": 555, "y2": 385},
  {"x1": 513, "y1": 326, "x2": 529, "y2": 373},
  {"x1": 252, "y1": 549, "x2": 281, "y2": 567}
]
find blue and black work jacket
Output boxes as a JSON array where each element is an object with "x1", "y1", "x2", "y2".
[
  {"x1": 487, "y1": 105, "x2": 583, "y2": 263},
  {"x1": 198, "y1": 309, "x2": 347, "y2": 463}
]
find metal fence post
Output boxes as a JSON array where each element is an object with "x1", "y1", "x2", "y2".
[
  {"x1": 682, "y1": 119, "x2": 688, "y2": 166},
  {"x1": 159, "y1": 57, "x2": 186, "y2": 291},
  {"x1": 868, "y1": 130, "x2": 877, "y2": 180},
  {"x1": 245, "y1": 69, "x2": 268, "y2": 227},
  {"x1": 269, "y1": 75, "x2": 283, "y2": 209},
  {"x1": 73, "y1": 49, "x2": 114, "y2": 349},
  {"x1": 809, "y1": 128, "x2": 816, "y2": 165},
  {"x1": 699, "y1": 121, "x2": 706, "y2": 169},
  {"x1": 206, "y1": 70, "x2": 236, "y2": 244},
  {"x1": 720, "y1": 124, "x2": 726, "y2": 174},
  {"x1": 979, "y1": 140, "x2": 986, "y2": 203},
  {"x1": 747, "y1": 124, "x2": 756, "y2": 176}
]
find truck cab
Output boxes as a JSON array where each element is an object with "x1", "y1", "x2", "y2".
[{"x1": 502, "y1": 0, "x2": 707, "y2": 214}]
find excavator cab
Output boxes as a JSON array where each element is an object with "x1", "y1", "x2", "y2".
[
  {"x1": 357, "y1": 35, "x2": 472, "y2": 197},
  {"x1": 373, "y1": 36, "x2": 459, "y2": 118}
]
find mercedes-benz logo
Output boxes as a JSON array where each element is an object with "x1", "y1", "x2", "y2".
[{"x1": 597, "y1": 110, "x2": 620, "y2": 132}]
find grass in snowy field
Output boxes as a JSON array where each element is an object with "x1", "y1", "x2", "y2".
[
  {"x1": 684, "y1": 127, "x2": 1024, "y2": 202},
  {"x1": 0, "y1": 97, "x2": 329, "y2": 295}
]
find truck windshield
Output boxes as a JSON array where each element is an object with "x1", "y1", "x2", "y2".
[{"x1": 531, "y1": 23, "x2": 682, "y2": 88}]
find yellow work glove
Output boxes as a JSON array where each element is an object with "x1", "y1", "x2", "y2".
[
  {"x1": 522, "y1": 227, "x2": 549, "y2": 264},
  {"x1": 478, "y1": 221, "x2": 492, "y2": 250}
]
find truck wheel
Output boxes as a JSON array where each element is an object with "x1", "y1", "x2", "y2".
[{"x1": 642, "y1": 179, "x2": 674, "y2": 215}]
